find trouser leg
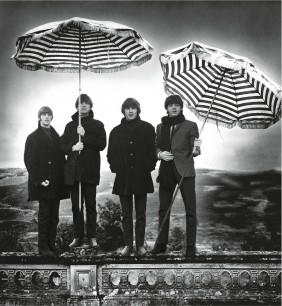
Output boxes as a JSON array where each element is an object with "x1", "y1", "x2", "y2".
[
  {"x1": 83, "y1": 183, "x2": 97, "y2": 240},
  {"x1": 70, "y1": 182, "x2": 84, "y2": 239},
  {"x1": 119, "y1": 195, "x2": 133, "y2": 246},
  {"x1": 174, "y1": 168, "x2": 197, "y2": 247},
  {"x1": 38, "y1": 199, "x2": 52, "y2": 249},
  {"x1": 48, "y1": 199, "x2": 60, "y2": 248},
  {"x1": 134, "y1": 194, "x2": 147, "y2": 247},
  {"x1": 158, "y1": 182, "x2": 176, "y2": 245}
]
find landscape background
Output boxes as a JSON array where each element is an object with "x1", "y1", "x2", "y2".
[{"x1": 0, "y1": 167, "x2": 280, "y2": 254}]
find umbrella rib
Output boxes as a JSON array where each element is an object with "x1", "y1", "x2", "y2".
[{"x1": 199, "y1": 68, "x2": 226, "y2": 135}]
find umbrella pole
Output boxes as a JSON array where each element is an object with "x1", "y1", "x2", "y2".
[
  {"x1": 154, "y1": 69, "x2": 226, "y2": 249},
  {"x1": 78, "y1": 28, "x2": 82, "y2": 215}
]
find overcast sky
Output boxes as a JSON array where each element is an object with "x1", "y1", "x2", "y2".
[{"x1": 0, "y1": 0, "x2": 281, "y2": 171}]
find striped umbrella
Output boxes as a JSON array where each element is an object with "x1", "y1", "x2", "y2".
[
  {"x1": 154, "y1": 42, "x2": 281, "y2": 250},
  {"x1": 12, "y1": 17, "x2": 153, "y2": 74},
  {"x1": 160, "y1": 41, "x2": 281, "y2": 131}
]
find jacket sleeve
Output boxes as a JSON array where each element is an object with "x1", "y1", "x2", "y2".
[
  {"x1": 24, "y1": 135, "x2": 45, "y2": 186},
  {"x1": 107, "y1": 130, "x2": 118, "y2": 173},
  {"x1": 146, "y1": 124, "x2": 158, "y2": 172},
  {"x1": 154, "y1": 124, "x2": 162, "y2": 158},
  {"x1": 60, "y1": 124, "x2": 76, "y2": 155},
  {"x1": 82, "y1": 122, "x2": 107, "y2": 152},
  {"x1": 190, "y1": 123, "x2": 200, "y2": 157}
]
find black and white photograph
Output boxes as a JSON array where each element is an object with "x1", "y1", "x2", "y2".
[{"x1": 0, "y1": 1, "x2": 281, "y2": 305}]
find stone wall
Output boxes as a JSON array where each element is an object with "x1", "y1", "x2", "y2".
[{"x1": 0, "y1": 252, "x2": 280, "y2": 305}]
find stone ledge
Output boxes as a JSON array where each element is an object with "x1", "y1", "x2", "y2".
[
  {"x1": 0, "y1": 252, "x2": 280, "y2": 305},
  {"x1": 0, "y1": 251, "x2": 280, "y2": 265}
]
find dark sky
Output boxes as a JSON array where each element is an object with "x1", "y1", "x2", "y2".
[{"x1": 0, "y1": 1, "x2": 281, "y2": 171}]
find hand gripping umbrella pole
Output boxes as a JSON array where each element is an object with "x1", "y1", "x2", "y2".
[{"x1": 154, "y1": 69, "x2": 226, "y2": 248}]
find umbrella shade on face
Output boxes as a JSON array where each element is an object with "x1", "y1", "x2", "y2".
[
  {"x1": 160, "y1": 41, "x2": 281, "y2": 129},
  {"x1": 12, "y1": 17, "x2": 153, "y2": 73}
]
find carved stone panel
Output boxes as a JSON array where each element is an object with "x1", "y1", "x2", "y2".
[{"x1": 98, "y1": 262, "x2": 281, "y2": 302}]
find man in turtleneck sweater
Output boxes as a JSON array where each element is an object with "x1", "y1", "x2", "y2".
[
  {"x1": 151, "y1": 95, "x2": 201, "y2": 256},
  {"x1": 24, "y1": 106, "x2": 69, "y2": 256},
  {"x1": 60, "y1": 94, "x2": 106, "y2": 249},
  {"x1": 107, "y1": 98, "x2": 157, "y2": 256}
]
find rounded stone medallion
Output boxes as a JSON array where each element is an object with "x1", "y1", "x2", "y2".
[
  {"x1": 145, "y1": 270, "x2": 158, "y2": 287},
  {"x1": 220, "y1": 271, "x2": 232, "y2": 288},
  {"x1": 0, "y1": 271, "x2": 8, "y2": 289},
  {"x1": 32, "y1": 271, "x2": 43, "y2": 287},
  {"x1": 201, "y1": 271, "x2": 213, "y2": 288},
  {"x1": 257, "y1": 271, "x2": 270, "y2": 288},
  {"x1": 128, "y1": 270, "x2": 139, "y2": 286},
  {"x1": 164, "y1": 270, "x2": 176, "y2": 286},
  {"x1": 238, "y1": 271, "x2": 251, "y2": 288},
  {"x1": 15, "y1": 271, "x2": 25, "y2": 288},
  {"x1": 110, "y1": 272, "x2": 121, "y2": 287},
  {"x1": 49, "y1": 271, "x2": 61, "y2": 288},
  {"x1": 183, "y1": 271, "x2": 194, "y2": 288}
]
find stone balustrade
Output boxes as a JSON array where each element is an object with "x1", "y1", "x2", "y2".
[{"x1": 0, "y1": 251, "x2": 280, "y2": 305}]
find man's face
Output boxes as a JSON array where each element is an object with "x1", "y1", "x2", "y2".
[
  {"x1": 40, "y1": 113, "x2": 52, "y2": 128},
  {"x1": 124, "y1": 107, "x2": 138, "y2": 120},
  {"x1": 78, "y1": 101, "x2": 91, "y2": 115},
  {"x1": 167, "y1": 103, "x2": 182, "y2": 117}
]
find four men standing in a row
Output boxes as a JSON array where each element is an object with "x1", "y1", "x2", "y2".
[{"x1": 24, "y1": 94, "x2": 201, "y2": 256}]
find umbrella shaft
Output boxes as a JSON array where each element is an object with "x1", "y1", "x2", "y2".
[{"x1": 199, "y1": 69, "x2": 226, "y2": 136}]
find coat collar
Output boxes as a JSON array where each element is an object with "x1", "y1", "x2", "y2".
[
  {"x1": 36, "y1": 123, "x2": 55, "y2": 142},
  {"x1": 71, "y1": 109, "x2": 94, "y2": 124}
]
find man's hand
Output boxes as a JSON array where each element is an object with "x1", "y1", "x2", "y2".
[
  {"x1": 159, "y1": 151, "x2": 174, "y2": 161},
  {"x1": 41, "y1": 180, "x2": 49, "y2": 187},
  {"x1": 72, "y1": 142, "x2": 84, "y2": 152},
  {"x1": 77, "y1": 126, "x2": 85, "y2": 136}
]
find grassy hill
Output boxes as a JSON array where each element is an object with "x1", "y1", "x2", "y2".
[{"x1": 0, "y1": 168, "x2": 280, "y2": 253}]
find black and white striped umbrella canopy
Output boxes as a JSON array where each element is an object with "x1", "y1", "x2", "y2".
[
  {"x1": 12, "y1": 17, "x2": 153, "y2": 73},
  {"x1": 160, "y1": 41, "x2": 281, "y2": 129}
]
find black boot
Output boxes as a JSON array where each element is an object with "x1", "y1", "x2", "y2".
[
  {"x1": 49, "y1": 244, "x2": 63, "y2": 255},
  {"x1": 69, "y1": 238, "x2": 83, "y2": 248},
  {"x1": 151, "y1": 244, "x2": 167, "y2": 255},
  {"x1": 185, "y1": 246, "x2": 196, "y2": 257},
  {"x1": 38, "y1": 246, "x2": 55, "y2": 256}
]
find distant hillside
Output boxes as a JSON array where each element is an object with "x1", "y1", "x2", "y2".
[{"x1": 0, "y1": 168, "x2": 280, "y2": 253}]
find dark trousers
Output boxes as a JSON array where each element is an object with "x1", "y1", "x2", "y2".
[
  {"x1": 119, "y1": 194, "x2": 147, "y2": 247},
  {"x1": 38, "y1": 199, "x2": 60, "y2": 249},
  {"x1": 158, "y1": 166, "x2": 196, "y2": 247},
  {"x1": 70, "y1": 181, "x2": 97, "y2": 240}
]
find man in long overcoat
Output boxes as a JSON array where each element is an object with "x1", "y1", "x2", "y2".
[
  {"x1": 107, "y1": 98, "x2": 157, "y2": 256},
  {"x1": 151, "y1": 95, "x2": 201, "y2": 256},
  {"x1": 60, "y1": 94, "x2": 106, "y2": 248},
  {"x1": 24, "y1": 106, "x2": 69, "y2": 256}
]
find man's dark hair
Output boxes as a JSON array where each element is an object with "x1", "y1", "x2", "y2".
[
  {"x1": 75, "y1": 94, "x2": 93, "y2": 108},
  {"x1": 121, "y1": 98, "x2": 141, "y2": 115}
]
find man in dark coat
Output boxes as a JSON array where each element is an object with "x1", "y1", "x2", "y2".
[
  {"x1": 151, "y1": 95, "x2": 202, "y2": 256},
  {"x1": 60, "y1": 94, "x2": 106, "y2": 248},
  {"x1": 107, "y1": 98, "x2": 157, "y2": 256},
  {"x1": 24, "y1": 106, "x2": 69, "y2": 256}
]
